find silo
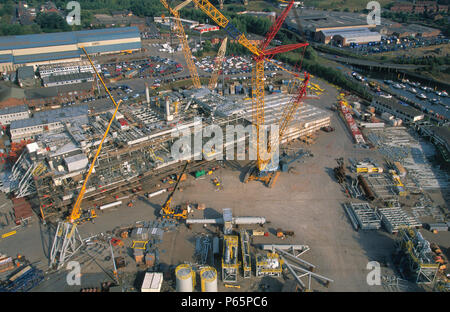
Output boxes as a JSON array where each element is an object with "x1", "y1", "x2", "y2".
[
  {"x1": 200, "y1": 267, "x2": 218, "y2": 292},
  {"x1": 175, "y1": 264, "x2": 195, "y2": 292}
]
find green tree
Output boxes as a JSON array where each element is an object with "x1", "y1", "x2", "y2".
[{"x1": 35, "y1": 12, "x2": 71, "y2": 32}]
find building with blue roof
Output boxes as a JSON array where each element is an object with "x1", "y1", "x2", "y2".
[{"x1": 0, "y1": 27, "x2": 141, "y2": 72}]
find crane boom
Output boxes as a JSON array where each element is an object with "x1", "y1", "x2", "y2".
[
  {"x1": 208, "y1": 37, "x2": 227, "y2": 90},
  {"x1": 191, "y1": 0, "x2": 309, "y2": 186},
  {"x1": 160, "y1": 0, "x2": 201, "y2": 89},
  {"x1": 69, "y1": 47, "x2": 123, "y2": 223}
]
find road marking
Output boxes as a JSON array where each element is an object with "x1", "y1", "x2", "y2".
[{"x1": 1, "y1": 231, "x2": 16, "y2": 239}]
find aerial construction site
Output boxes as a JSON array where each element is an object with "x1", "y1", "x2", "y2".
[{"x1": 0, "y1": 0, "x2": 448, "y2": 294}]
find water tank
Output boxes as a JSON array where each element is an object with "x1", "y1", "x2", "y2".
[
  {"x1": 175, "y1": 264, "x2": 195, "y2": 292},
  {"x1": 200, "y1": 267, "x2": 218, "y2": 292}
]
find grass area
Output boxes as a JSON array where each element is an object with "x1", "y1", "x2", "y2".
[
  {"x1": 380, "y1": 44, "x2": 450, "y2": 58},
  {"x1": 305, "y1": 0, "x2": 393, "y2": 12},
  {"x1": 223, "y1": 1, "x2": 281, "y2": 13}
]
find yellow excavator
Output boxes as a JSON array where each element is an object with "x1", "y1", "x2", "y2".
[{"x1": 160, "y1": 162, "x2": 190, "y2": 220}]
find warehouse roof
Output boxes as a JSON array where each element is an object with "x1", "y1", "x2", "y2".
[
  {"x1": 426, "y1": 125, "x2": 450, "y2": 148},
  {"x1": 10, "y1": 105, "x2": 89, "y2": 130},
  {"x1": 0, "y1": 105, "x2": 28, "y2": 116},
  {"x1": 320, "y1": 28, "x2": 380, "y2": 38},
  {"x1": 17, "y1": 66, "x2": 35, "y2": 80},
  {"x1": 0, "y1": 54, "x2": 13, "y2": 64},
  {"x1": 373, "y1": 95, "x2": 424, "y2": 118},
  {"x1": 25, "y1": 82, "x2": 93, "y2": 100},
  {"x1": 83, "y1": 41, "x2": 141, "y2": 54},
  {"x1": 14, "y1": 50, "x2": 81, "y2": 64},
  {"x1": 0, "y1": 27, "x2": 140, "y2": 51},
  {"x1": 42, "y1": 72, "x2": 93, "y2": 85}
]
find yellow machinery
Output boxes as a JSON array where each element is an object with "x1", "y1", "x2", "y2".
[
  {"x1": 208, "y1": 37, "x2": 228, "y2": 90},
  {"x1": 49, "y1": 47, "x2": 126, "y2": 270},
  {"x1": 222, "y1": 235, "x2": 239, "y2": 282},
  {"x1": 160, "y1": 0, "x2": 201, "y2": 89},
  {"x1": 190, "y1": 0, "x2": 309, "y2": 187},
  {"x1": 256, "y1": 251, "x2": 284, "y2": 277},
  {"x1": 68, "y1": 47, "x2": 125, "y2": 225},
  {"x1": 160, "y1": 162, "x2": 190, "y2": 220}
]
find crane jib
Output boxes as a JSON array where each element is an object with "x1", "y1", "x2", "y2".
[{"x1": 224, "y1": 22, "x2": 241, "y2": 40}]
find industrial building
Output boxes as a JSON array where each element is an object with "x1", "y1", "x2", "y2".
[
  {"x1": 0, "y1": 105, "x2": 30, "y2": 126},
  {"x1": 285, "y1": 9, "x2": 396, "y2": 41},
  {"x1": 42, "y1": 72, "x2": 94, "y2": 88},
  {"x1": 0, "y1": 27, "x2": 142, "y2": 72},
  {"x1": 17, "y1": 66, "x2": 36, "y2": 88},
  {"x1": 317, "y1": 28, "x2": 381, "y2": 46},
  {"x1": 9, "y1": 105, "x2": 89, "y2": 142},
  {"x1": 371, "y1": 95, "x2": 425, "y2": 123},
  {"x1": 38, "y1": 61, "x2": 101, "y2": 78}
]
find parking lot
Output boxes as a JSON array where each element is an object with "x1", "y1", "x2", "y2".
[{"x1": 331, "y1": 35, "x2": 449, "y2": 55}]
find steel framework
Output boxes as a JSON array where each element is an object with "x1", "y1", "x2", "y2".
[
  {"x1": 208, "y1": 37, "x2": 228, "y2": 90},
  {"x1": 160, "y1": 0, "x2": 201, "y2": 89},
  {"x1": 239, "y1": 229, "x2": 251, "y2": 278}
]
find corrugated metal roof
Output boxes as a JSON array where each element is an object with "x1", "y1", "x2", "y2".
[
  {"x1": 14, "y1": 50, "x2": 81, "y2": 64},
  {"x1": 0, "y1": 54, "x2": 13, "y2": 64},
  {"x1": 76, "y1": 27, "x2": 140, "y2": 43},
  {"x1": 0, "y1": 27, "x2": 139, "y2": 51},
  {"x1": 320, "y1": 27, "x2": 378, "y2": 37},
  {"x1": 11, "y1": 105, "x2": 89, "y2": 130},
  {"x1": 17, "y1": 66, "x2": 35, "y2": 80},
  {"x1": 0, "y1": 32, "x2": 77, "y2": 50},
  {"x1": 0, "y1": 105, "x2": 28, "y2": 116},
  {"x1": 83, "y1": 41, "x2": 141, "y2": 54},
  {"x1": 42, "y1": 72, "x2": 93, "y2": 84}
]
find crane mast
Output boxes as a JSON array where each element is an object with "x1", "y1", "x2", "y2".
[
  {"x1": 160, "y1": 0, "x2": 201, "y2": 89},
  {"x1": 208, "y1": 37, "x2": 228, "y2": 90}
]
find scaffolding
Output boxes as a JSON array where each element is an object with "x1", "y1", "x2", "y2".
[
  {"x1": 222, "y1": 235, "x2": 239, "y2": 282},
  {"x1": 377, "y1": 205, "x2": 421, "y2": 234},
  {"x1": 365, "y1": 174, "x2": 398, "y2": 201},
  {"x1": 343, "y1": 202, "x2": 381, "y2": 231},
  {"x1": 393, "y1": 228, "x2": 439, "y2": 285},
  {"x1": 239, "y1": 229, "x2": 251, "y2": 278}
]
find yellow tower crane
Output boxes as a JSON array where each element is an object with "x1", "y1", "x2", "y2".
[
  {"x1": 49, "y1": 47, "x2": 125, "y2": 270},
  {"x1": 190, "y1": 0, "x2": 309, "y2": 186},
  {"x1": 160, "y1": 0, "x2": 201, "y2": 89},
  {"x1": 208, "y1": 37, "x2": 228, "y2": 90}
]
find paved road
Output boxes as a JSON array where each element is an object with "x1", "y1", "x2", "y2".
[{"x1": 318, "y1": 52, "x2": 427, "y2": 71}]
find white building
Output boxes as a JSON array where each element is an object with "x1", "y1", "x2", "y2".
[
  {"x1": 0, "y1": 105, "x2": 30, "y2": 126},
  {"x1": 9, "y1": 105, "x2": 89, "y2": 142},
  {"x1": 39, "y1": 61, "x2": 101, "y2": 78},
  {"x1": 371, "y1": 95, "x2": 424, "y2": 123}
]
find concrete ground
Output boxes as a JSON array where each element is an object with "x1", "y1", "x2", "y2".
[{"x1": 0, "y1": 77, "x2": 446, "y2": 292}]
